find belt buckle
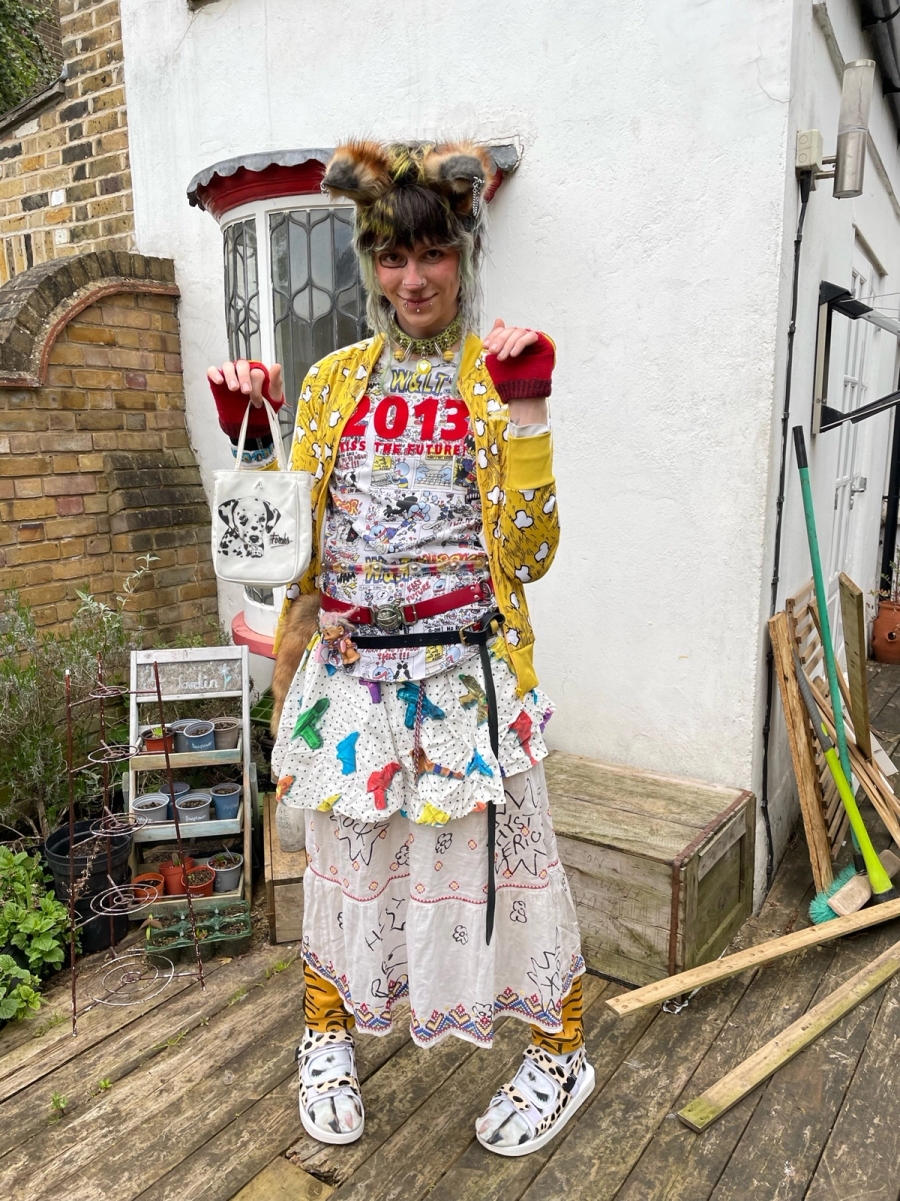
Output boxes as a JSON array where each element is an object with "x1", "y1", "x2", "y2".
[
  {"x1": 373, "y1": 602, "x2": 405, "y2": 632},
  {"x1": 459, "y1": 618, "x2": 482, "y2": 646}
]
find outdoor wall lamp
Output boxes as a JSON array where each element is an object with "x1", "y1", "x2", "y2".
[{"x1": 796, "y1": 59, "x2": 877, "y2": 197}]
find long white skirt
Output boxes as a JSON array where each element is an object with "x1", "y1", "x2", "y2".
[{"x1": 301, "y1": 760, "x2": 585, "y2": 1049}]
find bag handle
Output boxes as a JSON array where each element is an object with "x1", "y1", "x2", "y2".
[{"x1": 233, "y1": 397, "x2": 288, "y2": 472}]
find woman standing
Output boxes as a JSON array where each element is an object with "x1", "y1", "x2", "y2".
[{"x1": 209, "y1": 140, "x2": 591, "y2": 1156}]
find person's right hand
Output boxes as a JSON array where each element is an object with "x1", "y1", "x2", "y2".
[
  {"x1": 207, "y1": 359, "x2": 284, "y2": 408},
  {"x1": 208, "y1": 359, "x2": 285, "y2": 440}
]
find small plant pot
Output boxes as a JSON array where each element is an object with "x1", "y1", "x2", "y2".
[
  {"x1": 175, "y1": 792, "x2": 212, "y2": 823},
  {"x1": 183, "y1": 721, "x2": 215, "y2": 752},
  {"x1": 141, "y1": 725, "x2": 175, "y2": 754},
  {"x1": 132, "y1": 793, "x2": 171, "y2": 824},
  {"x1": 184, "y1": 867, "x2": 215, "y2": 897},
  {"x1": 210, "y1": 783, "x2": 242, "y2": 820},
  {"x1": 211, "y1": 717, "x2": 241, "y2": 750},
  {"x1": 158, "y1": 857, "x2": 196, "y2": 895},
  {"x1": 158, "y1": 780, "x2": 190, "y2": 819},
  {"x1": 132, "y1": 872, "x2": 165, "y2": 903},
  {"x1": 873, "y1": 600, "x2": 900, "y2": 664},
  {"x1": 168, "y1": 719, "x2": 194, "y2": 754},
  {"x1": 208, "y1": 852, "x2": 243, "y2": 893}
]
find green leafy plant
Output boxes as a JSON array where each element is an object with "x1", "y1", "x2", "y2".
[
  {"x1": 0, "y1": 847, "x2": 70, "y2": 977},
  {"x1": 0, "y1": 954, "x2": 41, "y2": 1022},
  {"x1": 0, "y1": 0, "x2": 56, "y2": 115},
  {"x1": 48, "y1": 1090, "x2": 68, "y2": 1120},
  {"x1": 95, "y1": 1078, "x2": 112, "y2": 1093}
]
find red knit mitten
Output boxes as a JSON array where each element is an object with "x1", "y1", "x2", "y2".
[
  {"x1": 484, "y1": 332, "x2": 555, "y2": 400},
  {"x1": 209, "y1": 361, "x2": 285, "y2": 440}
]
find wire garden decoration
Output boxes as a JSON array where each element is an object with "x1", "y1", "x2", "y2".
[{"x1": 61, "y1": 658, "x2": 210, "y2": 1034}]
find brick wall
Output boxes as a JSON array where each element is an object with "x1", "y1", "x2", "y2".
[
  {"x1": 0, "y1": 0, "x2": 133, "y2": 286},
  {"x1": 0, "y1": 253, "x2": 219, "y2": 642}
]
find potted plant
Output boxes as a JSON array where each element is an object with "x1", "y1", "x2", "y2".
[
  {"x1": 209, "y1": 783, "x2": 241, "y2": 820},
  {"x1": 182, "y1": 721, "x2": 216, "y2": 752},
  {"x1": 132, "y1": 793, "x2": 170, "y2": 824},
  {"x1": 874, "y1": 559, "x2": 900, "y2": 663},
  {"x1": 211, "y1": 717, "x2": 241, "y2": 750},
  {"x1": 175, "y1": 792, "x2": 212, "y2": 823},
  {"x1": 208, "y1": 851, "x2": 243, "y2": 893},
  {"x1": 184, "y1": 867, "x2": 215, "y2": 898},
  {"x1": 131, "y1": 872, "x2": 165, "y2": 903},
  {"x1": 158, "y1": 854, "x2": 195, "y2": 896},
  {"x1": 140, "y1": 725, "x2": 175, "y2": 754}
]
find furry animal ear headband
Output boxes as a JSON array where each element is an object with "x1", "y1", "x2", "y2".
[{"x1": 322, "y1": 140, "x2": 495, "y2": 242}]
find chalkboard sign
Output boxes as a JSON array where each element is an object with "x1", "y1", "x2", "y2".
[{"x1": 134, "y1": 653, "x2": 242, "y2": 699}]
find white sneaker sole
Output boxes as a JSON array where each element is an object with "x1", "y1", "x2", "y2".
[
  {"x1": 299, "y1": 1096, "x2": 365, "y2": 1145},
  {"x1": 476, "y1": 1062, "x2": 596, "y2": 1158}
]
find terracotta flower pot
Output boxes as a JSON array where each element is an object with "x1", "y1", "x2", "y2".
[
  {"x1": 873, "y1": 601, "x2": 900, "y2": 664},
  {"x1": 184, "y1": 867, "x2": 215, "y2": 898},
  {"x1": 158, "y1": 857, "x2": 196, "y2": 896},
  {"x1": 141, "y1": 725, "x2": 174, "y2": 754},
  {"x1": 132, "y1": 872, "x2": 165, "y2": 903}
]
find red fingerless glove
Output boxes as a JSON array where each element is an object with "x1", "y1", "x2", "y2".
[
  {"x1": 484, "y1": 332, "x2": 555, "y2": 401},
  {"x1": 209, "y1": 362, "x2": 285, "y2": 441}
]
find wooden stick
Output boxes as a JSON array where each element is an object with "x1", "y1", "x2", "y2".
[
  {"x1": 605, "y1": 894, "x2": 900, "y2": 1016},
  {"x1": 839, "y1": 573, "x2": 872, "y2": 760},
  {"x1": 677, "y1": 937, "x2": 900, "y2": 1131},
  {"x1": 769, "y1": 612, "x2": 834, "y2": 892}
]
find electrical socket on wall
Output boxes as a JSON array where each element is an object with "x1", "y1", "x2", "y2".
[{"x1": 796, "y1": 129, "x2": 824, "y2": 174}]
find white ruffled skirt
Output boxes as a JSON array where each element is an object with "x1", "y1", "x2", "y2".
[{"x1": 300, "y1": 760, "x2": 585, "y2": 1048}]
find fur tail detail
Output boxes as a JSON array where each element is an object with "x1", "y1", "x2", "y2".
[{"x1": 271, "y1": 592, "x2": 320, "y2": 736}]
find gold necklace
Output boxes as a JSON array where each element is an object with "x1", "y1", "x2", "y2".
[{"x1": 390, "y1": 314, "x2": 462, "y2": 365}]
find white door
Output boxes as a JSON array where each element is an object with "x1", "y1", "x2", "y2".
[{"x1": 825, "y1": 242, "x2": 881, "y2": 654}]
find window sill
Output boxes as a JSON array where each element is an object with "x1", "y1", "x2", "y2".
[{"x1": 0, "y1": 73, "x2": 66, "y2": 139}]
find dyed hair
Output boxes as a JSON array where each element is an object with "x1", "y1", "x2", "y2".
[{"x1": 322, "y1": 140, "x2": 493, "y2": 337}]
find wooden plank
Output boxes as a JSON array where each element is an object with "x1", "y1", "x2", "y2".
[
  {"x1": 549, "y1": 794, "x2": 709, "y2": 861},
  {"x1": 423, "y1": 978, "x2": 655, "y2": 1201},
  {"x1": 517, "y1": 968, "x2": 755, "y2": 1199},
  {"x1": 229, "y1": 1156, "x2": 333, "y2": 1201},
  {"x1": 769, "y1": 612, "x2": 833, "y2": 893},
  {"x1": 804, "y1": 971, "x2": 900, "y2": 1201},
  {"x1": 677, "y1": 936, "x2": 900, "y2": 1131},
  {"x1": 0, "y1": 958, "x2": 308, "y2": 1199},
  {"x1": 136, "y1": 1015, "x2": 411, "y2": 1201},
  {"x1": 606, "y1": 896, "x2": 900, "y2": 1018},
  {"x1": 0, "y1": 951, "x2": 236, "y2": 1103},
  {"x1": 545, "y1": 752, "x2": 742, "y2": 835},
  {"x1": 707, "y1": 925, "x2": 898, "y2": 1201},
  {"x1": 615, "y1": 921, "x2": 836, "y2": 1199}
]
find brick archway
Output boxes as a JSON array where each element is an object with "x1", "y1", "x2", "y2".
[{"x1": 0, "y1": 251, "x2": 218, "y2": 639}]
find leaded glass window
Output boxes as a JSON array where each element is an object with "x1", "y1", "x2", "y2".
[
  {"x1": 270, "y1": 206, "x2": 367, "y2": 438},
  {"x1": 224, "y1": 218, "x2": 261, "y2": 360}
]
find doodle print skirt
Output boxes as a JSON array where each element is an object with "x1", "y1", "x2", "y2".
[{"x1": 301, "y1": 760, "x2": 585, "y2": 1049}]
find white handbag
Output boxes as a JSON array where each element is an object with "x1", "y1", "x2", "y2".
[{"x1": 211, "y1": 398, "x2": 313, "y2": 588}]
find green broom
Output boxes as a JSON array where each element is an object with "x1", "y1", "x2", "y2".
[{"x1": 792, "y1": 427, "x2": 896, "y2": 919}]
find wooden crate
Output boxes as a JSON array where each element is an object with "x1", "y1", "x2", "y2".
[
  {"x1": 263, "y1": 794, "x2": 306, "y2": 944},
  {"x1": 545, "y1": 752, "x2": 755, "y2": 986}
]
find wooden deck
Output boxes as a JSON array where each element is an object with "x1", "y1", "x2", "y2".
[{"x1": 6, "y1": 665, "x2": 900, "y2": 1201}]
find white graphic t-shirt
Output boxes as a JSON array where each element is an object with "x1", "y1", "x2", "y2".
[{"x1": 320, "y1": 348, "x2": 493, "y2": 681}]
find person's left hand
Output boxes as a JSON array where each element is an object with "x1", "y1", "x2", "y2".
[{"x1": 481, "y1": 318, "x2": 538, "y2": 360}]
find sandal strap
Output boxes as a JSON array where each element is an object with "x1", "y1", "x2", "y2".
[
  {"x1": 296, "y1": 1028, "x2": 361, "y2": 1107},
  {"x1": 491, "y1": 1045, "x2": 586, "y2": 1140}
]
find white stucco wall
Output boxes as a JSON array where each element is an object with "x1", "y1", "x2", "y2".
[
  {"x1": 119, "y1": 0, "x2": 804, "y2": 881},
  {"x1": 760, "y1": 1, "x2": 900, "y2": 871}
]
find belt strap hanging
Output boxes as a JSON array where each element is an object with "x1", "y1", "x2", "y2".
[{"x1": 479, "y1": 639, "x2": 500, "y2": 946}]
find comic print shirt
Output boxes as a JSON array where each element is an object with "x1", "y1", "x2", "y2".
[{"x1": 320, "y1": 348, "x2": 494, "y2": 682}]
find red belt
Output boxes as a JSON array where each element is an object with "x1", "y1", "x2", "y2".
[{"x1": 320, "y1": 579, "x2": 494, "y2": 632}]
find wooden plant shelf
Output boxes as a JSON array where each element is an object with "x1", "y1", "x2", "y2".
[
  {"x1": 132, "y1": 816, "x2": 243, "y2": 844},
  {"x1": 130, "y1": 740, "x2": 242, "y2": 771}
]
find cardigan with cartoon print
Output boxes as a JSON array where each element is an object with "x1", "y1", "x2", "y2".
[{"x1": 276, "y1": 330, "x2": 560, "y2": 696}]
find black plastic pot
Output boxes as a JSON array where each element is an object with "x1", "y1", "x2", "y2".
[{"x1": 45, "y1": 820, "x2": 132, "y2": 893}]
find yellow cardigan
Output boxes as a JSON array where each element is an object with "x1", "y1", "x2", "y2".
[{"x1": 277, "y1": 331, "x2": 560, "y2": 696}]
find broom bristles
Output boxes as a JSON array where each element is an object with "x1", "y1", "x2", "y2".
[{"x1": 808, "y1": 863, "x2": 859, "y2": 924}]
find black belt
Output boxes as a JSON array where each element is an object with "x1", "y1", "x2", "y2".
[{"x1": 352, "y1": 610, "x2": 503, "y2": 945}]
